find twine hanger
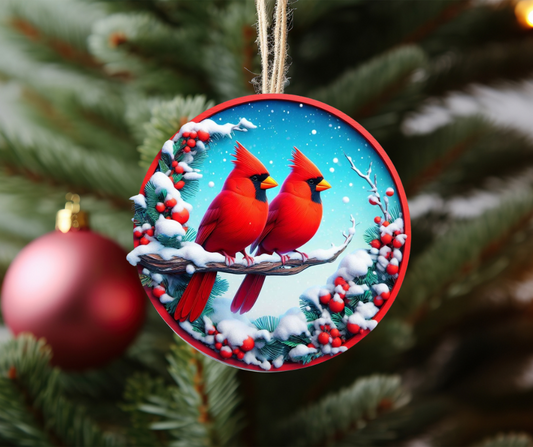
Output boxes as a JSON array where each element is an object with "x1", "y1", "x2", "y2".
[{"x1": 255, "y1": 0, "x2": 291, "y2": 94}]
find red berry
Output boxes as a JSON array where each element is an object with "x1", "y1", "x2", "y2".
[
  {"x1": 328, "y1": 299, "x2": 345, "y2": 313},
  {"x1": 334, "y1": 277, "x2": 346, "y2": 287},
  {"x1": 330, "y1": 328, "x2": 340, "y2": 338},
  {"x1": 197, "y1": 130, "x2": 210, "y2": 142},
  {"x1": 307, "y1": 343, "x2": 315, "y2": 348},
  {"x1": 394, "y1": 231, "x2": 402, "y2": 236},
  {"x1": 387, "y1": 264, "x2": 399, "y2": 275},
  {"x1": 237, "y1": 351, "x2": 245, "y2": 360},
  {"x1": 374, "y1": 297, "x2": 384, "y2": 307},
  {"x1": 369, "y1": 196, "x2": 379, "y2": 205},
  {"x1": 382, "y1": 221, "x2": 390, "y2": 227},
  {"x1": 172, "y1": 208, "x2": 190, "y2": 225},
  {"x1": 166, "y1": 216, "x2": 171, "y2": 219},
  {"x1": 342, "y1": 283, "x2": 350, "y2": 291},
  {"x1": 233, "y1": 348, "x2": 241, "y2": 355},
  {"x1": 374, "y1": 216, "x2": 382, "y2": 224},
  {"x1": 215, "y1": 342, "x2": 222, "y2": 350},
  {"x1": 175, "y1": 165, "x2": 184, "y2": 174},
  {"x1": 182, "y1": 132, "x2": 190, "y2": 138},
  {"x1": 183, "y1": 147, "x2": 191, "y2": 153},
  {"x1": 325, "y1": 325, "x2": 330, "y2": 330},
  {"x1": 347, "y1": 323, "x2": 360, "y2": 334},
  {"x1": 133, "y1": 229, "x2": 143, "y2": 238},
  {"x1": 187, "y1": 139, "x2": 196, "y2": 148},
  {"x1": 241, "y1": 336, "x2": 255, "y2": 352},
  {"x1": 165, "y1": 198, "x2": 177, "y2": 208},
  {"x1": 156, "y1": 202, "x2": 166, "y2": 213},
  {"x1": 381, "y1": 233, "x2": 393, "y2": 245},
  {"x1": 208, "y1": 329, "x2": 216, "y2": 335},
  {"x1": 331, "y1": 337, "x2": 342, "y2": 348},
  {"x1": 393, "y1": 238, "x2": 403, "y2": 248},
  {"x1": 145, "y1": 228, "x2": 154, "y2": 237},
  {"x1": 189, "y1": 131, "x2": 197, "y2": 139},
  {"x1": 174, "y1": 180, "x2": 185, "y2": 190},
  {"x1": 152, "y1": 286, "x2": 166, "y2": 298},
  {"x1": 171, "y1": 161, "x2": 178, "y2": 167},
  {"x1": 386, "y1": 188, "x2": 394, "y2": 197},
  {"x1": 318, "y1": 332, "x2": 330, "y2": 345},
  {"x1": 370, "y1": 239, "x2": 382, "y2": 249},
  {"x1": 220, "y1": 347, "x2": 232, "y2": 359},
  {"x1": 319, "y1": 293, "x2": 332, "y2": 305},
  {"x1": 140, "y1": 237, "x2": 150, "y2": 245},
  {"x1": 381, "y1": 291, "x2": 391, "y2": 300},
  {"x1": 223, "y1": 339, "x2": 228, "y2": 345}
]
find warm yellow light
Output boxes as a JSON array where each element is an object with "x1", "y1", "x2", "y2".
[
  {"x1": 527, "y1": 9, "x2": 533, "y2": 27},
  {"x1": 515, "y1": 0, "x2": 533, "y2": 28}
]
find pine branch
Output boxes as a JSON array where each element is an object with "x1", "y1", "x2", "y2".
[
  {"x1": 272, "y1": 375, "x2": 409, "y2": 447},
  {"x1": 124, "y1": 336, "x2": 242, "y2": 447},
  {"x1": 138, "y1": 217, "x2": 355, "y2": 275},
  {"x1": 310, "y1": 45, "x2": 427, "y2": 119},
  {"x1": 138, "y1": 95, "x2": 214, "y2": 168},
  {"x1": 394, "y1": 187, "x2": 533, "y2": 319},
  {"x1": 0, "y1": 335, "x2": 121, "y2": 446}
]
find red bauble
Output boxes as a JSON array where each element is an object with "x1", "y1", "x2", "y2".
[
  {"x1": 374, "y1": 216, "x2": 381, "y2": 224},
  {"x1": 319, "y1": 293, "x2": 332, "y2": 305},
  {"x1": 331, "y1": 337, "x2": 342, "y2": 348},
  {"x1": 189, "y1": 131, "x2": 198, "y2": 139},
  {"x1": 374, "y1": 297, "x2": 384, "y2": 307},
  {"x1": 153, "y1": 285, "x2": 166, "y2": 298},
  {"x1": 165, "y1": 198, "x2": 177, "y2": 208},
  {"x1": 334, "y1": 276, "x2": 346, "y2": 287},
  {"x1": 381, "y1": 291, "x2": 391, "y2": 300},
  {"x1": 197, "y1": 130, "x2": 210, "y2": 142},
  {"x1": 187, "y1": 139, "x2": 196, "y2": 148},
  {"x1": 370, "y1": 239, "x2": 382, "y2": 249},
  {"x1": 1, "y1": 230, "x2": 146, "y2": 370},
  {"x1": 172, "y1": 208, "x2": 190, "y2": 225},
  {"x1": 156, "y1": 202, "x2": 166, "y2": 213},
  {"x1": 347, "y1": 323, "x2": 360, "y2": 334},
  {"x1": 386, "y1": 263, "x2": 399, "y2": 275},
  {"x1": 174, "y1": 180, "x2": 185, "y2": 190},
  {"x1": 393, "y1": 238, "x2": 403, "y2": 248},
  {"x1": 330, "y1": 328, "x2": 340, "y2": 338},
  {"x1": 174, "y1": 165, "x2": 185, "y2": 174},
  {"x1": 220, "y1": 346, "x2": 233, "y2": 358}
]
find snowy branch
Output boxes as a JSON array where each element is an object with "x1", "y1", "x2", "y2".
[
  {"x1": 138, "y1": 217, "x2": 356, "y2": 276},
  {"x1": 344, "y1": 153, "x2": 390, "y2": 220}
]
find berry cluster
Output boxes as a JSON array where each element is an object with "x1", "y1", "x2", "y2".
[
  {"x1": 208, "y1": 327, "x2": 255, "y2": 360},
  {"x1": 133, "y1": 223, "x2": 155, "y2": 246},
  {"x1": 180, "y1": 130, "x2": 210, "y2": 154},
  {"x1": 370, "y1": 216, "x2": 406, "y2": 276},
  {"x1": 155, "y1": 196, "x2": 190, "y2": 226},
  {"x1": 166, "y1": 160, "x2": 186, "y2": 190},
  {"x1": 318, "y1": 276, "x2": 354, "y2": 314},
  {"x1": 312, "y1": 324, "x2": 344, "y2": 349}
]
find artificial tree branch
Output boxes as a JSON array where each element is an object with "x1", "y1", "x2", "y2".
[
  {"x1": 139, "y1": 217, "x2": 356, "y2": 276},
  {"x1": 344, "y1": 153, "x2": 391, "y2": 220}
]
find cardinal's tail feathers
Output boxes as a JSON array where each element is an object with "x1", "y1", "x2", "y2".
[
  {"x1": 175, "y1": 272, "x2": 217, "y2": 322},
  {"x1": 231, "y1": 274, "x2": 266, "y2": 314}
]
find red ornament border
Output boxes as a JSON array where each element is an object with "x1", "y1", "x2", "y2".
[{"x1": 136, "y1": 93, "x2": 411, "y2": 373}]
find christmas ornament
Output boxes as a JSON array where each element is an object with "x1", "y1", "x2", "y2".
[
  {"x1": 127, "y1": 94, "x2": 411, "y2": 372},
  {"x1": 2, "y1": 194, "x2": 146, "y2": 370}
]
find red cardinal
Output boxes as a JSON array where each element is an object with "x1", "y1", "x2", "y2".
[
  {"x1": 175, "y1": 142, "x2": 277, "y2": 322},
  {"x1": 231, "y1": 148, "x2": 331, "y2": 314}
]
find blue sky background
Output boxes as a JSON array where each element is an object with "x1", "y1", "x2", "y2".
[{"x1": 189, "y1": 99, "x2": 404, "y2": 319}]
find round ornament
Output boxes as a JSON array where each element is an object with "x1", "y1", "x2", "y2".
[
  {"x1": 2, "y1": 196, "x2": 146, "y2": 370},
  {"x1": 127, "y1": 94, "x2": 410, "y2": 372}
]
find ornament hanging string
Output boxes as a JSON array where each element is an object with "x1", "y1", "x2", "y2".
[{"x1": 255, "y1": 0, "x2": 291, "y2": 94}]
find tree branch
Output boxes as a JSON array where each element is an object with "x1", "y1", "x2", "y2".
[
  {"x1": 344, "y1": 153, "x2": 391, "y2": 220},
  {"x1": 139, "y1": 217, "x2": 356, "y2": 276}
]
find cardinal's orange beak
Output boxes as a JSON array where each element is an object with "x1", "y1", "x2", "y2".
[
  {"x1": 260, "y1": 176, "x2": 278, "y2": 190},
  {"x1": 316, "y1": 179, "x2": 332, "y2": 192}
]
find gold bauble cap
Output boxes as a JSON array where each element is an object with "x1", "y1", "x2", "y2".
[{"x1": 56, "y1": 193, "x2": 89, "y2": 233}]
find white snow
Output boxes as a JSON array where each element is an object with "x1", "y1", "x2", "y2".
[
  {"x1": 185, "y1": 264, "x2": 195, "y2": 275},
  {"x1": 347, "y1": 312, "x2": 378, "y2": 331},
  {"x1": 300, "y1": 286, "x2": 333, "y2": 309},
  {"x1": 183, "y1": 172, "x2": 203, "y2": 180},
  {"x1": 273, "y1": 355, "x2": 285, "y2": 368},
  {"x1": 178, "y1": 162, "x2": 193, "y2": 172},
  {"x1": 159, "y1": 293, "x2": 173, "y2": 304},
  {"x1": 288, "y1": 344, "x2": 317, "y2": 360},
  {"x1": 372, "y1": 284, "x2": 390, "y2": 295},
  {"x1": 272, "y1": 308, "x2": 310, "y2": 341},
  {"x1": 356, "y1": 301, "x2": 380, "y2": 319},
  {"x1": 311, "y1": 130, "x2": 317, "y2": 135},
  {"x1": 333, "y1": 157, "x2": 339, "y2": 163},
  {"x1": 155, "y1": 215, "x2": 186, "y2": 238},
  {"x1": 162, "y1": 140, "x2": 174, "y2": 157},
  {"x1": 217, "y1": 319, "x2": 271, "y2": 346},
  {"x1": 208, "y1": 181, "x2": 215, "y2": 188},
  {"x1": 329, "y1": 249, "x2": 373, "y2": 282},
  {"x1": 381, "y1": 218, "x2": 404, "y2": 236},
  {"x1": 172, "y1": 118, "x2": 256, "y2": 142},
  {"x1": 342, "y1": 196, "x2": 350, "y2": 203},
  {"x1": 130, "y1": 194, "x2": 147, "y2": 209},
  {"x1": 243, "y1": 350, "x2": 271, "y2": 371},
  {"x1": 329, "y1": 167, "x2": 335, "y2": 173},
  {"x1": 347, "y1": 284, "x2": 367, "y2": 296}
]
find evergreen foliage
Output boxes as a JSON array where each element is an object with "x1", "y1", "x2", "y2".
[{"x1": 1, "y1": 0, "x2": 533, "y2": 445}]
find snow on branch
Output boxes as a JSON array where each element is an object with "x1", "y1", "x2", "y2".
[
  {"x1": 138, "y1": 217, "x2": 357, "y2": 276},
  {"x1": 344, "y1": 153, "x2": 391, "y2": 220}
]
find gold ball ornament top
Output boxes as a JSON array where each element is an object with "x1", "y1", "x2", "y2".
[{"x1": 55, "y1": 193, "x2": 89, "y2": 233}]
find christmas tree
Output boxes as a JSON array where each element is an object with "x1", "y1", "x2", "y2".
[{"x1": 2, "y1": 0, "x2": 533, "y2": 445}]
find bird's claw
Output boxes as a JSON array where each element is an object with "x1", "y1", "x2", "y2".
[
  {"x1": 222, "y1": 251, "x2": 236, "y2": 266},
  {"x1": 276, "y1": 252, "x2": 290, "y2": 265},
  {"x1": 294, "y1": 250, "x2": 309, "y2": 264},
  {"x1": 240, "y1": 251, "x2": 255, "y2": 267}
]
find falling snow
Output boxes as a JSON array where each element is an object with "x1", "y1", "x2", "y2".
[
  {"x1": 208, "y1": 181, "x2": 215, "y2": 188},
  {"x1": 329, "y1": 167, "x2": 335, "y2": 173},
  {"x1": 333, "y1": 157, "x2": 338, "y2": 163},
  {"x1": 343, "y1": 197, "x2": 350, "y2": 203},
  {"x1": 311, "y1": 130, "x2": 317, "y2": 135}
]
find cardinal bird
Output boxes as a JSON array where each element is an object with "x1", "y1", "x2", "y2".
[
  {"x1": 231, "y1": 148, "x2": 331, "y2": 314},
  {"x1": 175, "y1": 142, "x2": 277, "y2": 322}
]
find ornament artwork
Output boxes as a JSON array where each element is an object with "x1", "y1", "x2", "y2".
[
  {"x1": 127, "y1": 94, "x2": 411, "y2": 372},
  {"x1": 1, "y1": 195, "x2": 146, "y2": 370}
]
